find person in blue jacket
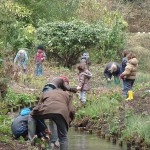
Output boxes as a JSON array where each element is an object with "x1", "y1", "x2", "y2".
[
  {"x1": 11, "y1": 107, "x2": 50, "y2": 141},
  {"x1": 14, "y1": 49, "x2": 28, "y2": 73}
]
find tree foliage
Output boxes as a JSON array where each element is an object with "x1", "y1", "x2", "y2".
[{"x1": 36, "y1": 18, "x2": 126, "y2": 68}]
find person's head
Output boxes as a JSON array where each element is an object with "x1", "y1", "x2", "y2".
[
  {"x1": 19, "y1": 49, "x2": 25, "y2": 54},
  {"x1": 59, "y1": 76, "x2": 69, "y2": 84},
  {"x1": 122, "y1": 50, "x2": 129, "y2": 57},
  {"x1": 37, "y1": 45, "x2": 45, "y2": 51},
  {"x1": 77, "y1": 63, "x2": 86, "y2": 73},
  {"x1": 109, "y1": 63, "x2": 117, "y2": 73},
  {"x1": 126, "y1": 52, "x2": 136, "y2": 60},
  {"x1": 82, "y1": 51, "x2": 89, "y2": 58}
]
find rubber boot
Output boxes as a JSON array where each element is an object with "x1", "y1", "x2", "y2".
[
  {"x1": 60, "y1": 143, "x2": 68, "y2": 150},
  {"x1": 126, "y1": 91, "x2": 133, "y2": 101},
  {"x1": 130, "y1": 91, "x2": 133, "y2": 100}
]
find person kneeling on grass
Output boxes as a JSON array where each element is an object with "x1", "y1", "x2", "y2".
[
  {"x1": 76, "y1": 63, "x2": 92, "y2": 105},
  {"x1": 28, "y1": 89, "x2": 75, "y2": 150},
  {"x1": 11, "y1": 107, "x2": 50, "y2": 141},
  {"x1": 119, "y1": 52, "x2": 138, "y2": 100}
]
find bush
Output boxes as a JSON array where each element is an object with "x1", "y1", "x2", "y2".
[
  {"x1": 36, "y1": 19, "x2": 126, "y2": 67},
  {"x1": 5, "y1": 88, "x2": 36, "y2": 106}
]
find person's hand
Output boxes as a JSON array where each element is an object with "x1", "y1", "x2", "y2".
[
  {"x1": 107, "y1": 78, "x2": 111, "y2": 82},
  {"x1": 119, "y1": 74, "x2": 124, "y2": 79},
  {"x1": 70, "y1": 87, "x2": 77, "y2": 93},
  {"x1": 77, "y1": 86, "x2": 81, "y2": 91}
]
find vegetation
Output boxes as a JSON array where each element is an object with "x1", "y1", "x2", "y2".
[
  {"x1": 36, "y1": 19, "x2": 126, "y2": 67},
  {"x1": 0, "y1": 0, "x2": 150, "y2": 149}
]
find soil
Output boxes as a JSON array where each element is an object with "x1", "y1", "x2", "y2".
[
  {"x1": 126, "y1": 88, "x2": 150, "y2": 115},
  {"x1": 0, "y1": 141, "x2": 32, "y2": 150}
]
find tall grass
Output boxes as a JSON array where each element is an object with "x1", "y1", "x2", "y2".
[
  {"x1": 122, "y1": 115, "x2": 150, "y2": 144},
  {"x1": 75, "y1": 92, "x2": 121, "y2": 119}
]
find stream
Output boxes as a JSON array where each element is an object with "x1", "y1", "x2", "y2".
[{"x1": 68, "y1": 128, "x2": 124, "y2": 150}]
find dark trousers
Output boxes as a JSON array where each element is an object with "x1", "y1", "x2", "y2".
[
  {"x1": 122, "y1": 79, "x2": 135, "y2": 97},
  {"x1": 33, "y1": 114, "x2": 68, "y2": 145}
]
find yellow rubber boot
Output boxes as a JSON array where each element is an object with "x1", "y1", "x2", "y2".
[
  {"x1": 130, "y1": 91, "x2": 133, "y2": 100},
  {"x1": 126, "y1": 91, "x2": 133, "y2": 101}
]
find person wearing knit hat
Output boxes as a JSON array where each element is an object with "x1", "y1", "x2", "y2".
[{"x1": 34, "y1": 45, "x2": 46, "y2": 76}]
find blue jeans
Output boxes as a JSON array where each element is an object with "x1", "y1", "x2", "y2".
[
  {"x1": 35, "y1": 64, "x2": 43, "y2": 76},
  {"x1": 79, "y1": 91, "x2": 87, "y2": 103},
  {"x1": 122, "y1": 79, "x2": 135, "y2": 97}
]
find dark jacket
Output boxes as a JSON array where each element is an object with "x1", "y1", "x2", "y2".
[
  {"x1": 11, "y1": 115, "x2": 28, "y2": 137},
  {"x1": 31, "y1": 89, "x2": 75, "y2": 127},
  {"x1": 43, "y1": 77, "x2": 77, "y2": 93},
  {"x1": 122, "y1": 57, "x2": 128, "y2": 73},
  {"x1": 104, "y1": 62, "x2": 121, "y2": 79},
  {"x1": 78, "y1": 70, "x2": 92, "y2": 91}
]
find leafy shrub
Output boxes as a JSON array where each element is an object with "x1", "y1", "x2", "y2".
[
  {"x1": 5, "y1": 88, "x2": 36, "y2": 106},
  {"x1": 36, "y1": 19, "x2": 126, "y2": 67}
]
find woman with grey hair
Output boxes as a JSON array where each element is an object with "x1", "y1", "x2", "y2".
[{"x1": 104, "y1": 62, "x2": 121, "y2": 84}]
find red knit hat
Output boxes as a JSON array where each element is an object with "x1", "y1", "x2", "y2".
[{"x1": 59, "y1": 76, "x2": 69, "y2": 84}]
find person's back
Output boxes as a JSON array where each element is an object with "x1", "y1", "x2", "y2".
[
  {"x1": 11, "y1": 115, "x2": 28, "y2": 139},
  {"x1": 31, "y1": 89, "x2": 74, "y2": 127},
  {"x1": 42, "y1": 76, "x2": 77, "y2": 93},
  {"x1": 14, "y1": 49, "x2": 28, "y2": 73},
  {"x1": 14, "y1": 50, "x2": 28, "y2": 63}
]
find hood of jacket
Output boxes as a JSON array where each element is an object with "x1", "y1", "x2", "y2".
[{"x1": 128, "y1": 58, "x2": 138, "y2": 66}]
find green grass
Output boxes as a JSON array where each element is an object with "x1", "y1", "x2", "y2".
[
  {"x1": 122, "y1": 114, "x2": 150, "y2": 144},
  {"x1": 134, "y1": 72, "x2": 150, "y2": 91},
  {"x1": 75, "y1": 92, "x2": 122, "y2": 119}
]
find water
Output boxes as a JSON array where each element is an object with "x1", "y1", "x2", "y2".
[{"x1": 68, "y1": 128, "x2": 123, "y2": 150}]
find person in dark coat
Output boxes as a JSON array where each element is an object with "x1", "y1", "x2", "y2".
[
  {"x1": 29, "y1": 89, "x2": 75, "y2": 150},
  {"x1": 104, "y1": 62, "x2": 121, "y2": 84},
  {"x1": 121, "y1": 50, "x2": 129, "y2": 73},
  {"x1": 42, "y1": 76, "x2": 77, "y2": 93}
]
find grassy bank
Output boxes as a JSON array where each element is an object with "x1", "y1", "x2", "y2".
[
  {"x1": 0, "y1": 31, "x2": 150, "y2": 149},
  {"x1": 73, "y1": 71, "x2": 150, "y2": 149}
]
